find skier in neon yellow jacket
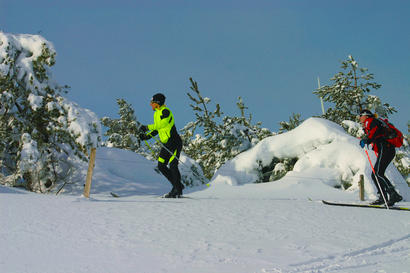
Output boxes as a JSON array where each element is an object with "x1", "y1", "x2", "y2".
[{"x1": 140, "y1": 93, "x2": 184, "y2": 198}]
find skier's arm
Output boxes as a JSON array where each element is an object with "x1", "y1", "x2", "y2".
[{"x1": 366, "y1": 119, "x2": 384, "y2": 143}]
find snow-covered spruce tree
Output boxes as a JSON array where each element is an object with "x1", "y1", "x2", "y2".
[
  {"x1": 278, "y1": 113, "x2": 303, "y2": 134},
  {"x1": 101, "y1": 99, "x2": 148, "y2": 154},
  {"x1": 314, "y1": 55, "x2": 396, "y2": 124},
  {"x1": 0, "y1": 32, "x2": 100, "y2": 192},
  {"x1": 255, "y1": 157, "x2": 298, "y2": 183},
  {"x1": 181, "y1": 78, "x2": 272, "y2": 179}
]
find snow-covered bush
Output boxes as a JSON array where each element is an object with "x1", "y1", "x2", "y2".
[
  {"x1": 211, "y1": 118, "x2": 410, "y2": 200},
  {"x1": 0, "y1": 31, "x2": 101, "y2": 192},
  {"x1": 178, "y1": 153, "x2": 208, "y2": 187},
  {"x1": 181, "y1": 78, "x2": 272, "y2": 179},
  {"x1": 255, "y1": 157, "x2": 298, "y2": 183}
]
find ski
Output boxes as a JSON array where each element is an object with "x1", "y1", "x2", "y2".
[
  {"x1": 110, "y1": 192, "x2": 120, "y2": 198},
  {"x1": 322, "y1": 200, "x2": 410, "y2": 211},
  {"x1": 110, "y1": 192, "x2": 194, "y2": 199},
  {"x1": 157, "y1": 195, "x2": 195, "y2": 200}
]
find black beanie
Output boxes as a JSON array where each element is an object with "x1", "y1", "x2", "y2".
[
  {"x1": 359, "y1": 109, "x2": 374, "y2": 117},
  {"x1": 151, "y1": 93, "x2": 166, "y2": 105}
]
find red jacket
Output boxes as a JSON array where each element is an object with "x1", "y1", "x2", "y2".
[{"x1": 363, "y1": 117, "x2": 386, "y2": 154}]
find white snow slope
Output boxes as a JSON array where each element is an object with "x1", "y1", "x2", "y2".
[{"x1": 1, "y1": 118, "x2": 410, "y2": 273}]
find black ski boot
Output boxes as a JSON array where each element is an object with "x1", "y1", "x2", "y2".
[
  {"x1": 175, "y1": 183, "x2": 185, "y2": 198},
  {"x1": 387, "y1": 190, "x2": 403, "y2": 207},
  {"x1": 163, "y1": 187, "x2": 177, "y2": 198},
  {"x1": 370, "y1": 195, "x2": 385, "y2": 205}
]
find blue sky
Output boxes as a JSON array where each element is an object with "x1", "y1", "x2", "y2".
[{"x1": 1, "y1": 0, "x2": 409, "y2": 133}]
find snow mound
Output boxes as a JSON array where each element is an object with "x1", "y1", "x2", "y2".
[{"x1": 211, "y1": 117, "x2": 410, "y2": 201}]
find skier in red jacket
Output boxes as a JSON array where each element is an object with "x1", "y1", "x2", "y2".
[{"x1": 359, "y1": 109, "x2": 403, "y2": 206}]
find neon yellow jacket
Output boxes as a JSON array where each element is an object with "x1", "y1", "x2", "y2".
[{"x1": 147, "y1": 105, "x2": 175, "y2": 143}]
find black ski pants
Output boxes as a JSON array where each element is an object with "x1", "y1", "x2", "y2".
[
  {"x1": 371, "y1": 142, "x2": 396, "y2": 196},
  {"x1": 157, "y1": 135, "x2": 183, "y2": 190}
]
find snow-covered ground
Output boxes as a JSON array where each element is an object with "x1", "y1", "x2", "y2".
[
  {"x1": 1, "y1": 182, "x2": 409, "y2": 273},
  {"x1": 1, "y1": 118, "x2": 410, "y2": 273}
]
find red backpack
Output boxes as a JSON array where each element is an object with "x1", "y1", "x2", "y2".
[{"x1": 378, "y1": 118, "x2": 404, "y2": 148}]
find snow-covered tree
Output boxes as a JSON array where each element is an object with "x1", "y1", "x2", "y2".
[
  {"x1": 278, "y1": 113, "x2": 303, "y2": 134},
  {"x1": 314, "y1": 55, "x2": 396, "y2": 124},
  {"x1": 0, "y1": 32, "x2": 100, "y2": 192},
  {"x1": 255, "y1": 157, "x2": 298, "y2": 183},
  {"x1": 101, "y1": 99, "x2": 147, "y2": 153},
  {"x1": 181, "y1": 78, "x2": 272, "y2": 179}
]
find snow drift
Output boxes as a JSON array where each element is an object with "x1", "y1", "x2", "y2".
[{"x1": 211, "y1": 117, "x2": 410, "y2": 201}]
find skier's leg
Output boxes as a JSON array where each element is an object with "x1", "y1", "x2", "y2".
[
  {"x1": 374, "y1": 144, "x2": 396, "y2": 192},
  {"x1": 369, "y1": 145, "x2": 388, "y2": 205},
  {"x1": 373, "y1": 144, "x2": 402, "y2": 206},
  {"x1": 157, "y1": 148, "x2": 176, "y2": 196},
  {"x1": 377, "y1": 144, "x2": 403, "y2": 205},
  {"x1": 372, "y1": 145, "x2": 391, "y2": 195},
  {"x1": 167, "y1": 137, "x2": 184, "y2": 196}
]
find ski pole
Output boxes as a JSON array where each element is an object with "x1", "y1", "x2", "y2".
[
  {"x1": 138, "y1": 125, "x2": 154, "y2": 154},
  {"x1": 364, "y1": 148, "x2": 389, "y2": 209},
  {"x1": 144, "y1": 140, "x2": 154, "y2": 154}
]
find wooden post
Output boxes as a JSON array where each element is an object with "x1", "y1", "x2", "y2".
[
  {"x1": 359, "y1": 174, "x2": 364, "y2": 201},
  {"x1": 83, "y1": 148, "x2": 96, "y2": 198}
]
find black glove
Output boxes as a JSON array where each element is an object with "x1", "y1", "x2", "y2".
[
  {"x1": 140, "y1": 125, "x2": 148, "y2": 133},
  {"x1": 139, "y1": 132, "x2": 151, "y2": 141}
]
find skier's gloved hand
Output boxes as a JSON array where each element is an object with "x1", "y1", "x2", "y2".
[
  {"x1": 139, "y1": 132, "x2": 151, "y2": 141},
  {"x1": 140, "y1": 125, "x2": 148, "y2": 132},
  {"x1": 359, "y1": 139, "x2": 366, "y2": 148}
]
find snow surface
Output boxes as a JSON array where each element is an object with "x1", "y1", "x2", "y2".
[{"x1": 1, "y1": 118, "x2": 410, "y2": 273}]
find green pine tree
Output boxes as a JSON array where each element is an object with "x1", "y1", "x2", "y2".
[
  {"x1": 181, "y1": 78, "x2": 272, "y2": 179},
  {"x1": 278, "y1": 113, "x2": 303, "y2": 134},
  {"x1": 101, "y1": 99, "x2": 142, "y2": 152},
  {"x1": 314, "y1": 55, "x2": 396, "y2": 124}
]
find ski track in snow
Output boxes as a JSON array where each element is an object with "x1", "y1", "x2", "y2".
[{"x1": 271, "y1": 233, "x2": 410, "y2": 273}]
